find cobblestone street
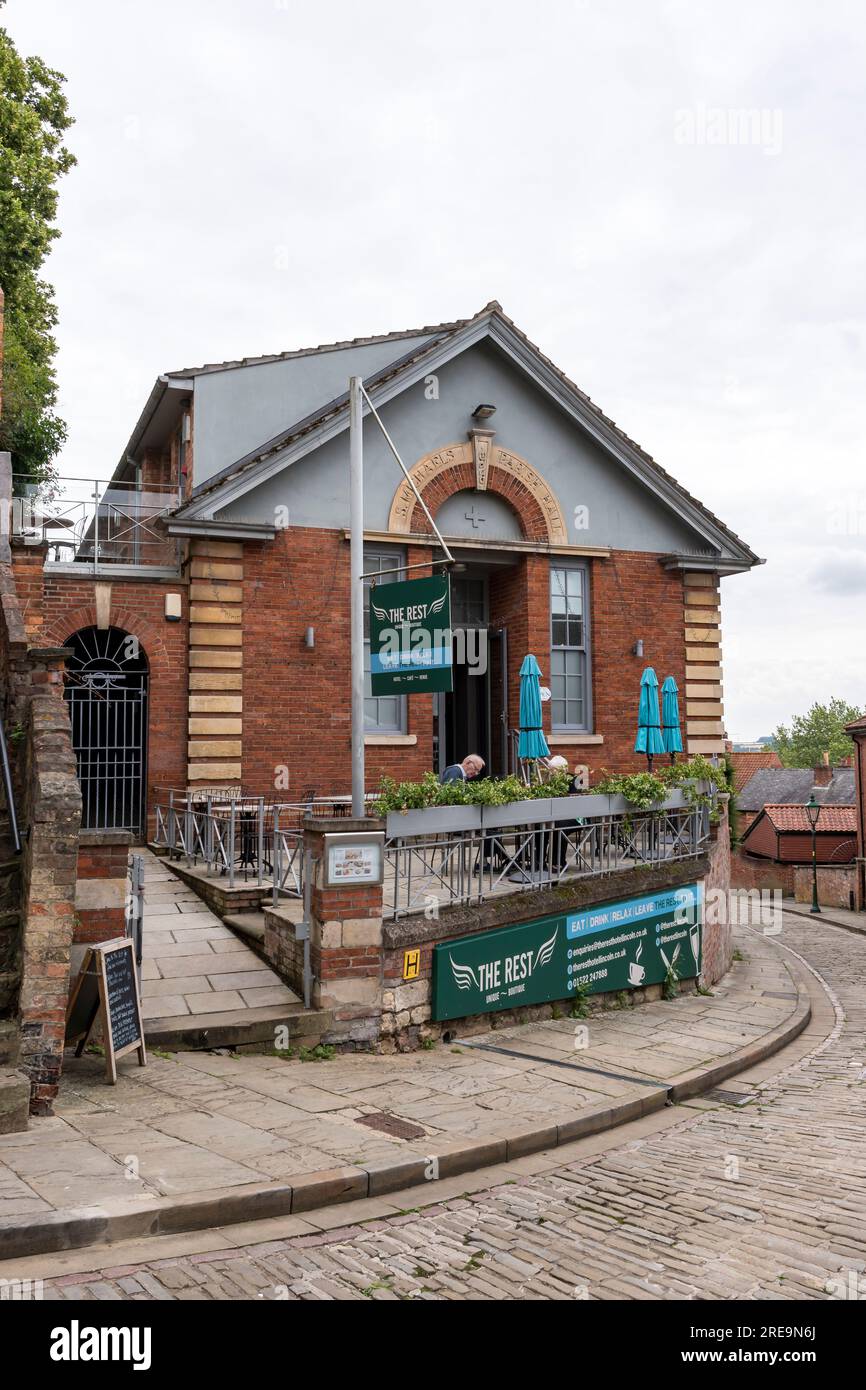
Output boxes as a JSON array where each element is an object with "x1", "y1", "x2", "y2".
[{"x1": 27, "y1": 918, "x2": 866, "y2": 1300}]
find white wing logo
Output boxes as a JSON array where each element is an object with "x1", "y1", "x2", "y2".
[
  {"x1": 371, "y1": 599, "x2": 389, "y2": 622},
  {"x1": 428, "y1": 591, "x2": 448, "y2": 616},
  {"x1": 533, "y1": 927, "x2": 558, "y2": 972},
  {"x1": 450, "y1": 956, "x2": 478, "y2": 992}
]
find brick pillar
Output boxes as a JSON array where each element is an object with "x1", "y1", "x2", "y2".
[
  {"x1": 188, "y1": 539, "x2": 243, "y2": 786},
  {"x1": 683, "y1": 570, "x2": 725, "y2": 757},
  {"x1": 17, "y1": 694, "x2": 81, "y2": 1114},
  {"x1": 74, "y1": 831, "x2": 132, "y2": 952},
  {"x1": 265, "y1": 816, "x2": 385, "y2": 1049}
]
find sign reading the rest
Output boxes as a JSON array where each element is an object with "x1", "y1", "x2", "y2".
[
  {"x1": 432, "y1": 884, "x2": 703, "y2": 1021},
  {"x1": 369, "y1": 573, "x2": 453, "y2": 696},
  {"x1": 65, "y1": 938, "x2": 147, "y2": 1084}
]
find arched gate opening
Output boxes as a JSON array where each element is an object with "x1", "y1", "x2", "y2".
[{"x1": 63, "y1": 626, "x2": 149, "y2": 833}]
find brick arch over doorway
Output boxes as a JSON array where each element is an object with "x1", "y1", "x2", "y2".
[
  {"x1": 46, "y1": 605, "x2": 172, "y2": 679},
  {"x1": 44, "y1": 598, "x2": 187, "y2": 817},
  {"x1": 387, "y1": 441, "x2": 569, "y2": 543}
]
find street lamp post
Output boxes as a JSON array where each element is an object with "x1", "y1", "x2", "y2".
[{"x1": 805, "y1": 794, "x2": 822, "y2": 915}]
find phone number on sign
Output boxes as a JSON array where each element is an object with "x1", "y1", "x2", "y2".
[{"x1": 573, "y1": 970, "x2": 608, "y2": 987}]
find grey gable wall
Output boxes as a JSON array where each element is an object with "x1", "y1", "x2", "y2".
[
  {"x1": 192, "y1": 333, "x2": 436, "y2": 484},
  {"x1": 214, "y1": 339, "x2": 715, "y2": 556}
]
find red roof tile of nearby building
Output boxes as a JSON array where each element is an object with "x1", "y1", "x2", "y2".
[
  {"x1": 729, "y1": 750, "x2": 782, "y2": 793},
  {"x1": 762, "y1": 804, "x2": 857, "y2": 833}
]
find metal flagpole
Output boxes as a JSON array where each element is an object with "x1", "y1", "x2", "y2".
[{"x1": 349, "y1": 376, "x2": 366, "y2": 818}]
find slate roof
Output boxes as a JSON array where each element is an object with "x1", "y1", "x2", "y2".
[
  {"x1": 165, "y1": 317, "x2": 466, "y2": 378},
  {"x1": 729, "y1": 750, "x2": 782, "y2": 794},
  {"x1": 761, "y1": 804, "x2": 856, "y2": 834},
  {"x1": 738, "y1": 767, "x2": 857, "y2": 812}
]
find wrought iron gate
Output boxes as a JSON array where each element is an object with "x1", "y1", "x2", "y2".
[{"x1": 64, "y1": 627, "x2": 149, "y2": 833}]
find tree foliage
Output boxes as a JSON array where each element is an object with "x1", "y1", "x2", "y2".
[
  {"x1": 0, "y1": 17, "x2": 75, "y2": 480},
  {"x1": 772, "y1": 698, "x2": 863, "y2": 768}
]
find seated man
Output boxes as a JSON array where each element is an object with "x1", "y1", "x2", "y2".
[{"x1": 440, "y1": 754, "x2": 485, "y2": 784}]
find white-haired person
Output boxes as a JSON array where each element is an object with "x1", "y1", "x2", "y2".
[{"x1": 440, "y1": 754, "x2": 485, "y2": 784}]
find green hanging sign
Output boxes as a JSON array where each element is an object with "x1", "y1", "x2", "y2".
[
  {"x1": 369, "y1": 573, "x2": 453, "y2": 696},
  {"x1": 431, "y1": 882, "x2": 703, "y2": 1021}
]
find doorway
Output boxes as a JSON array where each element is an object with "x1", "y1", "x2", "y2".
[
  {"x1": 63, "y1": 626, "x2": 149, "y2": 833},
  {"x1": 435, "y1": 574, "x2": 509, "y2": 778}
]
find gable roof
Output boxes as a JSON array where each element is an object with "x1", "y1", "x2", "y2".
[
  {"x1": 738, "y1": 766, "x2": 857, "y2": 811},
  {"x1": 760, "y1": 804, "x2": 856, "y2": 834},
  {"x1": 166, "y1": 301, "x2": 761, "y2": 569},
  {"x1": 729, "y1": 749, "x2": 782, "y2": 793}
]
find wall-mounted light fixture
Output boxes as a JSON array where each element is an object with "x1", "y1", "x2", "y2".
[
  {"x1": 472, "y1": 403, "x2": 496, "y2": 420},
  {"x1": 632, "y1": 639, "x2": 644, "y2": 658},
  {"x1": 304, "y1": 626, "x2": 315, "y2": 649}
]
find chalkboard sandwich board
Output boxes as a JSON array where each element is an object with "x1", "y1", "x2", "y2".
[{"x1": 65, "y1": 938, "x2": 147, "y2": 1084}]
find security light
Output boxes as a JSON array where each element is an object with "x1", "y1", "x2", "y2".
[{"x1": 472, "y1": 404, "x2": 496, "y2": 419}]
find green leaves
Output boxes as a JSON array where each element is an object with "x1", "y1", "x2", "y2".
[
  {"x1": 593, "y1": 756, "x2": 727, "y2": 814},
  {"x1": 0, "y1": 24, "x2": 75, "y2": 480},
  {"x1": 772, "y1": 698, "x2": 863, "y2": 769},
  {"x1": 372, "y1": 761, "x2": 723, "y2": 816},
  {"x1": 373, "y1": 768, "x2": 573, "y2": 815}
]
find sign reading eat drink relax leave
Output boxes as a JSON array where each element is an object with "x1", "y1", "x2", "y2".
[
  {"x1": 431, "y1": 883, "x2": 703, "y2": 1021},
  {"x1": 369, "y1": 574, "x2": 453, "y2": 696}
]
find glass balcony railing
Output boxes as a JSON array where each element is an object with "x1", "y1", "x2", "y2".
[{"x1": 11, "y1": 475, "x2": 182, "y2": 572}]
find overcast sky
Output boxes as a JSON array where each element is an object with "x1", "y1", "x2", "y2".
[{"x1": 7, "y1": 0, "x2": 865, "y2": 739}]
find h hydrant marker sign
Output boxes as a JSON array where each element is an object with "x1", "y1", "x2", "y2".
[
  {"x1": 369, "y1": 574, "x2": 453, "y2": 695},
  {"x1": 432, "y1": 883, "x2": 702, "y2": 1021}
]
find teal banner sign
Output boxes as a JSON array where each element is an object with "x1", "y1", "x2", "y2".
[
  {"x1": 431, "y1": 883, "x2": 702, "y2": 1021},
  {"x1": 369, "y1": 574, "x2": 453, "y2": 695}
]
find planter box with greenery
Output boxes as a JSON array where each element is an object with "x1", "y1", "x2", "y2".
[{"x1": 377, "y1": 758, "x2": 725, "y2": 838}]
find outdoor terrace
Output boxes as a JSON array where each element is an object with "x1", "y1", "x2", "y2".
[
  {"x1": 151, "y1": 785, "x2": 715, "y2": 921},
  {"x1": 11, "y1": 474, "x2": 181, "y2": 576}
]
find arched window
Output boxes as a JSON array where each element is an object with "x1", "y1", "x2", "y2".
[{"x1": 63, "y1": 627, "x2": 149, "y2": 832}]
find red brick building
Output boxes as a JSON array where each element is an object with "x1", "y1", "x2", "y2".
[
  {"x1": 740, "y1": 803, "x2": 857, "y2": 865},
  {"x1": 15, "y1": 302, "x2": 760, "y2": 834}
]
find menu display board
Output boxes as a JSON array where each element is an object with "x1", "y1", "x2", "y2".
[
  {"x1": 65, "y1": 938, "x2": 147, "y2": 1084},
  {"x1": 323, "y1": 832, "x2": 385, "y2": 887}
]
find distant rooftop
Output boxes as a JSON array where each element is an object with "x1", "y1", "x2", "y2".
[{"x1": 738, "y1": 766, "x2": 856, "y2": 812}]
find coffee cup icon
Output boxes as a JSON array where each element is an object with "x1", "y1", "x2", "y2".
[{"x1": 628, "y1": 959, "x2": 646, "y2": 986}]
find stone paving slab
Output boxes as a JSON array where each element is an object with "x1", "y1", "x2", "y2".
[
  {"x1": 137, "y1": 851, "x2": 300, "y2": 1027},
  {"x1": 0, "y1": 925, "x2": 810, "y2": 1259}
]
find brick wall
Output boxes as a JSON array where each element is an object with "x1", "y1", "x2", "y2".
[
  {"x1": 577, "y1": 553, "x2": 688, "y2": 773},
  {"x1": 730, "y1": 849, "x2": 795, "y2": 896},
  {"x1": 793, "y1": 865, "x2": 857, "y2": 910},
  {"x1": 239, "y1": 536, "x2": 694, "y2": 796},
  {"x1": 12, "y1": 554, "x2": 189, "y2": 829},
  {"x1": 242, "y1": 530, "x2": 432, "y2": 797}
]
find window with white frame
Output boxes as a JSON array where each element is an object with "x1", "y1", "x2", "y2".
[
  {"x1": 364, "y1": 547, "x2": 406, "y2": 733},
  {"x1": 550, "y1": 563, "x2": 591, "y2": 731}
]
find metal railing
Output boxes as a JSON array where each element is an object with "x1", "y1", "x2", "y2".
[
  {"x1": 11, "y1": 474, "x2": 181, "y2": 572},
  {"x1": 152, "y1": 789, "x2": 348, "y2": 895},
  {"x1": 384, "y1": 802, "x2": 710, "y2": 920}
]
